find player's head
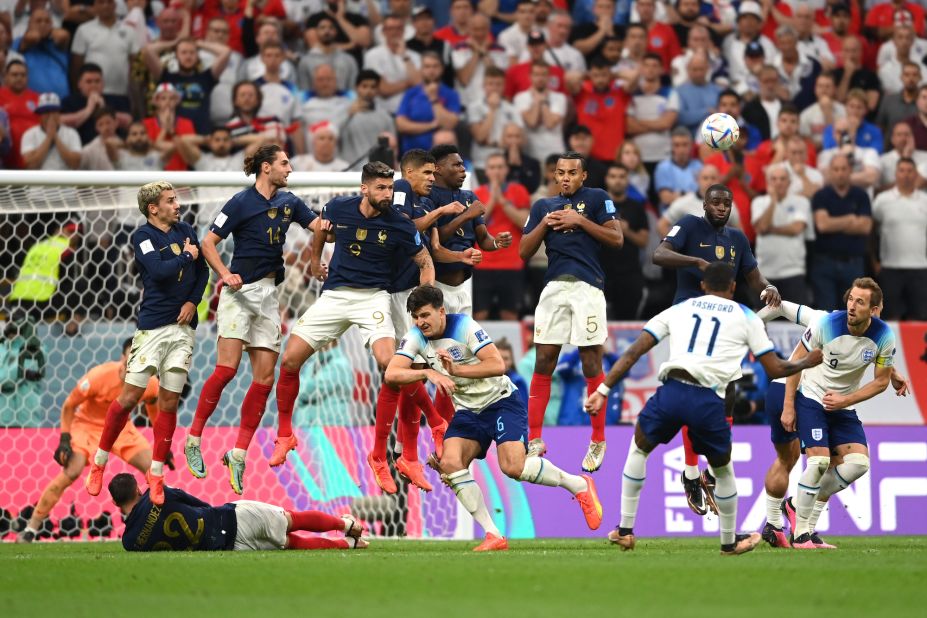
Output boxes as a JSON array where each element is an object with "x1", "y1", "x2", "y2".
[
  {"x1": 244, "y1": 144, "x2": 291, "y2": 188},
  {"x1": 401, "y1": 149, "x2": 436, "y2": 196},
  {"x1": 360, "y1": 161, "x2": 395, "y2": 213},
  {"x1": 137, "y1": 180, "x2": 179, "y2": 224},
  {"x1": 702, "y1": 183, "x2": 734, "y2": 228},
  {"x1": 108, "y1": 473, "x2": 142, "y2": 514},
  {"x1": 430, "y1": 144, "x2": 466, "y2": 189},
  {"x1": 844, "y1": 277, "x2": 883, "y2": 327},
  {"x1": 555, "y1": 151, "x2": 587, "y2": 197},
  {"x1": 407, "y1": 284, "x2": 446, "y2": 338},
  {"x1": 496, "y1": 337, "x2": 515, "y2": 371},
  {"x1": 700, "y1": 262, "x2": 736, "y2": 298}
]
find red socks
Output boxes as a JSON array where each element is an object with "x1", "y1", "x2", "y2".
[
  {"x1": 275, "y1": 367, "x2": 300, "y2": 437},
  {"x1": 288, "y1": 510, "x2": 344, "y2": 532},
  {"x1": 528, "y1": 373, "x2": 552, "y2": 441},
  {"x1": 235, "y1": 382, "x2": 273, "y2": 450},
  {"x1": 681, "y1": 426, "x2": 699, "y2": 467},
  {"x1": 372, "y1": 384, "x2": 400, "y2": 460},
  {"x1": 286, "y1": 534, "x2": 349, "y2": 550},
  {"x1": 586, "y1": 373, "x2": 606, "y2": 442},
  {"x1": 398, "y1": 385, "x2": 421, "y2": 463},
  {"x1": 99, "y1": 400, "x2": 132, "y2": 453},
  {"x1": 407, "y1": 381, "x2": 444, "y2": 429},
  {"x1": 152, "y1": 410, "x2": 177, "y2": 464},
  {"x1": 190, "y1": 364, "x2": 237, "y2": 437},
  {"x1": 434, "y1": 388, "x2": 456, "y2": 424}
]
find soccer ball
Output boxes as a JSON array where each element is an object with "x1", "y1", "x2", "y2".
[{"x1": 701, "y1": 113, "x2": 740, "y2": 151}]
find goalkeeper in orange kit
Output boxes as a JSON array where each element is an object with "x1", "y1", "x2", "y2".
[{"x1": 16, "y1": 339, "x2": 161, "y2": 542}]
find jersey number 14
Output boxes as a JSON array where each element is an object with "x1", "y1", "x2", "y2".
[{"x1": 688, "y1": 314, "x2": 721, "y2": 356}]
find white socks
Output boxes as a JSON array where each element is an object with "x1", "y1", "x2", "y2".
[
  {"x1": 794, "y1": 455, "x2": 830, "y2": 536},
  {"x1": 620, "y1": 439, "x2": 649, "y2": 530},
  {"x1": 711, "y1": 463, "x2": 738, "y2": 547},
  {"x1": 519, "y1": 456, "x2": 587, "y2": 495},
  {"x1": 683, "y1": 465, "x2": 700, "y2": 481},
  {"x1": 150, "y1": 461, "x2": 164, "y2": 476},
  {"x1": 818, "y1": 454, "x2": 870, "y2": 502},
  {"x1": 445, "y1": 469, "x2": 500, "y2": 537},
  {"x1": 766, "y1": 493, "x2": 784, "y2": 528},
  {"x1": 809, "y1": 500, "x2": 826, "y2": 533},
  {"x1": 94, "y1": 448, "x2": 109, "y2": 466}
]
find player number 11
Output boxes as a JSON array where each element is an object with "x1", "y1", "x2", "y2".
[{"x1": 687, "y1": 314, "x2": 721, "y2": 356}]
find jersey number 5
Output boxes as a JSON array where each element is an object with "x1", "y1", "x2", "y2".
[{"x1": 688, "y1": 314, "x2": 721, "y2": 356}]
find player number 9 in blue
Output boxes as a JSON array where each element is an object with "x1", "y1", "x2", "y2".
[{"x1": 687, "y1": 314, "x2": 721, "y2": 356}]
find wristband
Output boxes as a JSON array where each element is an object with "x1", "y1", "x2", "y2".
[
  {"x1": 492, "y1": 238, "x2": 498, "y2": 249},
  {"x1": 596, "y1": 383, "x2": 610, "y2": 397}
]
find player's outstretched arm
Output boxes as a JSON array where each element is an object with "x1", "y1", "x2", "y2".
[
  {"x1": 584, "y1": 331, "x2": 658, "y2": 413},
  {"x1": 758, "y1": 345, "x2": 824, "y2": 380},
  {"x1": 413, "y1": 247, "x2": 435, "y2": 286},
  {"x1": 745, "y1": 266, "x2": 781, "y2": 308},
  {"x1": 652, "y1": 240, "x2": 709, "y2": 270},
  {"x1": 201, "y1": 231, "x2": 242, "y2": 290},
  {"x1": 822, "y1": 365, "x2": 892, "y2": 411},
  {"x1": 415, "y1": 202, "x2": 465, "y2": 232},
  {"x1": 437, "y1": 344, "x2": 505, "y2": 380},
  {"x1": 385, "y1": 354, "x2": 455, "y2": 395}
]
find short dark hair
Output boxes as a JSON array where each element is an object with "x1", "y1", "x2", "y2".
[
  {"x1": 702, "y1": 262, "x2": 735, "y2": 293},
  {"x1": 607, "y1": 162, "x2": 629, "y2": 174},
  {"x1": 407, "y1": 284, "x2": 444, "y2": 314},
  {"x1": 108, "y1": 473, "x2": 139, "y2": 508},
  {"x1": 421, "y1": 50, "x2": 444, "y2": 65},
  {"x1": 92, "y1": 106, "x2": 116, "y2": 122},
  {"x1": 430, "y1": 144, "x2": 460, "y2": 164},
  {"x1": 844, "y1": 277, "x2": 883, "y2": 308},
  {"x1": 357, "y1": 69, "x2": 381, "y2": 86},
  {"x1": 626, "y1": 22, "x2": 646, "y2": 35},
  {"x1": 495, "y1": 337, "x2": 513, "y2": 354},
  {"x1": 484, "y1": 66, "x2": 506, "y2": 79},
  {"x1": 210, "y1": 125, "x2": 232, "y2": 137},
  {"x1": 718, "y1": 88, "x2": 741, "y2": 104},
  {"x1": 558, "y1": 150, "x2": 587, "y2": 172},
  {"x1": 314, "y1": 13, "x2": 337, "y2": 28},
  {"x1": 705, "y1": 183, "x2": 733, "y2": 199},
  {"x1": 589, "y1": 55, "x2": 613, "y2": 70},
  {"x1": 897, "y1": 156, "x2": 917, "y2": 168},
  {"x1": 778, "y1": 103, "x2": 800, "y2": 118},
  {"x1": 401, "y1": 148, "x2": 435, "y2": 171},
  {"x1": 544, "y1": 153, "x2": 561, "y2": 166},
  {"x1": 121, "y1": 337, "x2": 133, "y2": 355},
  {"x1": 361, "y1": 160, "x2": 394, "y2": 184},
  {"x1": 244, "y1": 144, "x2": 283, "y2": 176},
  {"x1": 643, "y1": 51, "x2": 664, "y2": 64},
  {"x1": 79, "y1": 62, "x2": 103, "y2": 77}
]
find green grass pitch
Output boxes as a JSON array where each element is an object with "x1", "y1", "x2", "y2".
[{"x1": 2, "y1": 537, "x2": 925, "y2": 618}]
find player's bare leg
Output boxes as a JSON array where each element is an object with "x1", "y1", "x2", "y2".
[
  {"x1": 187, "y1": 336, "x2": 244, "y2": 478},
  {"x1": 497, "y1": 440, "x2": 602, "y2": 530},
  {"x1": 149, "y1": 383, "x2": 183, "y2": 506},
  {"x1": 579, "y1": 345, "x2": 607, "y2": 472},
  {"x1": 440, "y1": 437, "x2": 507, "y2": 551},
  {"x1": 527, "y1": 343, "x2": 560, "y2": 457},
  {"x1": 85, "y1": 382, "x2": 147, "y2": 496},
  {"x1": 18, "y1": 452, "x2": 87, "y2": 542},
  {"x1": 761, "y1": 439, "x2": 800, "y2": 548},
  {"x1": 368, "y1": 338, "x2": 401, "y2": 494}
]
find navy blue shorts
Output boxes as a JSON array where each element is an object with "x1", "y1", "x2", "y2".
[
  {"x1": 444, "y1": 393, "x2": 528, "y2": 459},
  {"x1": 766, "y1": 381, "x2": 799, "y2": 445},
  {"x1": 638, "y1": 380, "x2": 731, "y2": 458},
  {"x1": 795, "y1": 391, "x2": 868, "y2": 450}
]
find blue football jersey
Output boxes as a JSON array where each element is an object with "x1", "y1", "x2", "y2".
[
  {"x1": 121, "y1": 488, "x2": 237, "y2": 552},
  {"x1": 429, "y1": 185, "x2": 484, "y2": 278},
  {"x1": 390, "y1": 178, "x2": 434, "y2": 293}
]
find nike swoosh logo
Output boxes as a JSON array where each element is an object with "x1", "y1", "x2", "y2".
[
  {"x1": 336, "y1": 224, "x2": 348, "y2": 228},
  {"x1": 700, "y1": 242, "x2": 711, "y2": 247}
]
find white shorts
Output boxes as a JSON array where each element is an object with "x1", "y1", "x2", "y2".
[
  {"x1": 434, "y1": 279, "x2": 472, "y2": 315},
  {"x1": 216, "y1": 278, "x2": 282, "y2": 352},
  {"x1": 291, "y1": 287, "x2": 394, "y2": 350},
  {"x1": 125, "y1": 323, "x2": 194, "y2": 393},
  {"x1": 232, "y1": 500, "x2": 288, "y2": 551},
  {"x1": 533, "y1": 278, "x2": 608, "y2": 346}
]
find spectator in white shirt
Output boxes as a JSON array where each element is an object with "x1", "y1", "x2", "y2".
[
  {"x1": 363, "y1": 13, "x2": 422, "y2": 114},
  {"x1": 79, "y1": 107, "x2": 118, "y2": 170},
  {"x1": 499, "y1": 0, "x2": 536, "y2": 66},
  {"x1": 817, "y1": 130, "x2": 881, "y2": 197},
  {"x1": 751, "y1": 164, "x2": 813, "y2": 304},
  {"x1": 722, "y1": 1, "x2": 776, "y2": 92},
  {"x1": 468, "y1": 65, "x2": 524, "y2": 174},
  {"x1": 534, "y1": 10, "x2": 586, "y2": 88},
  {"x1": 293, "y1": 120, "x2": 348, "y2": 171},
  {"x1": 70, "y1": 0, "x2": 139, "y2": 103},
  {"x1": 174, "y1": 126, "x2": 256, "y2": 172},
  {"x1": 878, "y1": 120, "x2": 927, "y2": 191},
  {"x1": 799, "y1": 73, "x2": 846, "y2": 149},
  {"x1": 793, "y1": 3, "x2": 835, "y2": 70},
  {"x1": 255, "y1": 42, "x2": 304, "y2": 154},
  {"x1": 115, "y1": 121, "x2": 165, "y2": 171},
  {"x1": 240, "y1": 20, "x2": 297, "y2": 83},
  {"x1": 513, "y1": 61, "x2": 566, "y2": 161},
  {"x1": 627, "y1": 53, "x2": 679, "y2": 166},
  {"x1": 871, "y1": 157, "x2": 927, "y2": 320},
  {"x1": 878, "y1": 25, "x2": 927, "y2": 96},
  {"x1": 451, "y1": 13, "x2": 509, "y2": 109},
  {"x1": 775, "y1": 136, "x2": 824, "y2": 199},
  {"x1": 21, "y1": 92, "x2": 81, "y2": 170},
  {"x1": 301, "y1": 63, "x2": 350, "y2": 143}
]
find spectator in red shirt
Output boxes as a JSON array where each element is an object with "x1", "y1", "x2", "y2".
[
  {"x1": 574, "y1": 56, "x2": 632, "y2": 164},
  {"x1": 195, "y1": 0, "x2": 245, "y2": 53},
  {"x1": 143, "y1": 83, "x2": 196, "y2": 171},
  {"x1": 637, "y1": 0, "x2": 681, "y2": 71},
  {"x1": 472, "y1": 152, "x2": 531, "y2": 321},
  {"x1": 704, "y1": 126, "x2": 763, "y2": 243},
  {"x1": 435, "y1": 0, "x2": 473, "y2": 47},
  {"x1": 0, "y1": 60, "x2": 39, "y2": 169},
  {"x1": 752, "y1": 104, "x2": 816, "y2": 193},
  {"x1": 504, "y1": 30, "x2": 566, "y2": 100},
  {"x1": 865, "y1": 0, "x2": 926, "y2": 39}
]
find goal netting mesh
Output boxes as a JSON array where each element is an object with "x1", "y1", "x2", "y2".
[{"x1": 0, "y1": 170, "x2": 469, "y2": 542}]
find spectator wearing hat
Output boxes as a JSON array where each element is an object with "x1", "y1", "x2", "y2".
[
  {"x1": 143, "y1": 83, "x2": 196, "y2": 171},
  {"x1": 301, "y1": 64, "x2": 350, "y2": 140},
  {"x1": 297, "y1": 13, "x2": 360, "y2": 95},
  {"x1": 451, "y1": 13, "x2": 509, "y2": 109},
  {"x1": 70, "y1": 0, "x2": 139, "y2": 108},
  {"x1": 61, "y1": 64, "x2": 133, "y2": 146},
  {"x1": 730, "y1": 39, "x2": 767, "y2": 98},
  {"x1": 864, "y1": 0, "x2": 926, "y2": 40},
  {"x1": 293, "y1": 121, "x2": 348, "y2": 171},
  {"x1": 722, "y1": 0, "x2": 775, "y2": 92},
  {"x1": 20, "y1": 93, "x2": 81, "y2": 171},
  {"x1": 504, "y1": 30, "x2": 566, "y2": 100},
  {"x1": 513, "y1": 60, "x2": 567, "y2": 161},
  {"x1": 677, "y1": 50, "x2": 722, "y2": 137},
  {"x1": 338, "y1": 70, "x2": 396, "y2": 169},
  {"x1": 799, "y1": 73, "x2": 846, "y2": 150},
  {"x1": 468, "y1": 66, "x2": 524, "y2": 175},
  {"x1": 573, "y1": 55, "x2": 632, "y2": 165},
  {"x1": 877, "y1": 61, "x2": 923, "y2": 144},
  {"x1": 13, "y1": 7, "x2": 70, "y2": 99},
  {"x1": 878, "y1": 26, "x2": 927, "y2": 97},
  {"x1": 833, "y1": 36, "x2": 881, "y2": 114},
  {"x1": 499, "y1": 0, "x2": 537, "y2": 66},
  {"x1": 654, "y1": 127, "x2": 702, "y2": 209},
  {"x1": 0, "y1": 60, "x2": 39, "y2": 169},
  {"x1": 396, "y1": 51, "x2": 460, "y2": 154}
]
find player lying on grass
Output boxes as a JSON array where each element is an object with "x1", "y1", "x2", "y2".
[
  {"x1": 108, "y1": 473, "x2": 367, "y2": 551},
  {"x1": 17, "y1": 339, "x2": 161, "y2": 543},
  {"x1": 584, "y1": 263, "x2": 822, "y2": 555},
  {"x1": 384, "y1": 284, "x2": 603, "y2": 552},
  {"x1": 756, "y1": 299, "x2": 909, "y2": 549}
]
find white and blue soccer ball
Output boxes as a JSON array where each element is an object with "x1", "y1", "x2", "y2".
[{"x1": 701, "y1": 113, "x2": 740, "y2": 151}]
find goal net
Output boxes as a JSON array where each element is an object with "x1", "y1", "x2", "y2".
[{"x1": 0, "y1": 170, "x2": 468, "y2": 542}]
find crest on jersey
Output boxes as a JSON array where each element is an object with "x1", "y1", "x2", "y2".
[
  {"x1": 283, "y1": 206, "x2": 292, "y2": 222},
  {"x1": 456, "y1": 228, "x2": 465, "y2": 237},
  {"x1": 730, "y1": 246, "x2": 736, "y2": 258},
  {"x1": 811, "y1": 428, "x2": 823, "y2": 441},
  {"x1": 378, "y1": 230, "x2": 388, "y2": 244},
  {"x1": 563, "y1": 203, "x2": 573, "y2": 210},
  {"x1": 356, "y1": 228, "x2": 368, "y2": 241},
  {"x1": 576, "y1": 202, "x2": 586, "y2": 213},
  {"x1": 450, "y1": 346, "x2": 464, "y2": 361},
  {"x1": 715, "y1": 246, "x2": 724, "y2": 259},
  {"x1": 268, "y1": 207, "x2": 278, "y2": 219},
  {"x1": 170, "y1": 243, "x2": 181, "y2": 255},
  {"x1": 862, "y1": 349, "x2": 874, "y2": 363}
]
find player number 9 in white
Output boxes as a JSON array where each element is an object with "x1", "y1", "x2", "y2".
[{"x1": 372, "y1": 311, "x2": 385, "y2": 325}]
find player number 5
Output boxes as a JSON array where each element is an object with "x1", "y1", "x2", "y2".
[{"x1": 585, "y1": 316, "x2": 598, "y2": 333}]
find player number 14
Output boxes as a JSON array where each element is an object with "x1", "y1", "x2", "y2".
[
  {"x1": 688, "y1": 314, "x2": 721, "y2": 356},
  {"x1": 266, "y1": 226, "x2": 282, "y2": 245}
]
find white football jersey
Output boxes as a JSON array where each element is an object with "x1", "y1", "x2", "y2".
[
  {"x1": 396, "y1": 314, "x2": 516, "y2": 413},
  {"x1": 798, "y1": 311, "x2": 895, "y2": 405},
  {"x1": 766, "y1": 305, "x2": 828, "y2": 385},
  {"x1": 644, "y1": 295, "x2": 776, "y2": 398}
]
